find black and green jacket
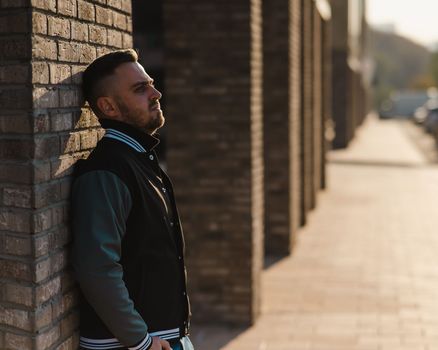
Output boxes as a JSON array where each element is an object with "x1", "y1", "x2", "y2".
[{"x1": 71, "y1": 119, "x2": 190, "y2": 350}]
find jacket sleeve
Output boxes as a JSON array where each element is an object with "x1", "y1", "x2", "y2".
[{"x1": 71, "y1": 170, "x2": 152, "y2": 350}]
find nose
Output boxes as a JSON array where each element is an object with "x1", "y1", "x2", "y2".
[{"x1": 151, "y1": 86, "x2": 162, "y2": 100}]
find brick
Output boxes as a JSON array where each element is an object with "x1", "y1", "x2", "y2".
[
  {"x1": 112, "y1": 11, "x2": 126, "y2": 30},
  {"x1": 4, "y1": 282, "x2": 33, "y2": 307},
  {"x1": 89, "y1": 23, "x2": 107, "y2": 44},
  {"x1": 78, "y1": 0, "x2": 95, "y2": 21},
  {"x1": 0, "y1": 138, "x2": 33, "y2": 161},
  {"x1": 58, "y1": 41, "x2": 81, "y2": 62},
  {"x1": 71, "y1": 65, "x2": 85, "y2": 84},
  {"x1": 51, "y1": 250, "x2": 68, "y2": 275},
  {"x1": 96, "y1": 45, "x2": 112, "y2": 57},
  {"x1": 57, "y1": 0, "x2": 77, "y2": 18},
  {"x1": 34, "y1": 233, "x2": 50, "y2": 257},
  {"x1": 80, "y1": 129, "x2": 98, "y2": 149},
  {"x1": 49, "y1": 63, "x2": 72, "y2": 84},
  {"x1": 32, "y1": 11, "x2": 47, "y2": 35},
  {"x1": 0, "y1": 258, "x2": 32, "y2": 280},
  {"x1": 56, "y1": 335, "x2": 77, "y2": 350},
  {"x1": 60, "y1": 132, "x2": 80, "y2": 154},
  {"x1": 32, "y1": 208, "x2": 52, "y2": 234},
  {"x1": 35, "y1": 277, "x2": 60, "y2": 305},
  {"x1": 74, "y1": 108, "x2": 99, "y2": 128},
  {"x1": 4, "y1": 235, "x2": 31, "y2": 255},
  {"x1": 31, "y1": 0, "x2": 56, "y2": 11},
  {"x1": 48, "y1": 16, "x2": 71, "y2": 39},
  {"x1": 95, "y1": 5, "x2": 112, "y2": 26},
  {"x1": 35, "y1": 325, "x2": 60, "y2": 350},
  {"x1": 121, "y1": 0, "x2": 131, "y2": 14},
  {"x1": 107, "y1": 0, "x2": 122, "y2": 10},
  {"x1": 34, "y1": 136, "x2": 60, "y2": 159},
  {"x1": 32, "y1": 36, "x2": 57, "y2": 60},
  {"x1": 4, "y1": 332, "x2": 32, "y2": 350},
  {"x1": 0, "y1": 0, "x2": 27, "y2": 8},
  {"x1": 3, "y1": 186, "x2": 32, "y2": 208},
  {"x1": 0, "y1": 163, "x2": 32, "y2": 184},
  {"x1": 59, "y1": 87, "x2": 80, "y2": 107},
  {"x1": 35, "y1": 303, "x2": 52, "y2": 329},
  {"x1": 51, "y1": 155, "x2": 75, "y2": 176},
  {"x1": 107, "y1": 28, "x2": 122, "y2": 47},
  {"x1": 0, "y1": 87, "x2": 32, "y2": 110},
  {"x1": 51, "y1": 112, "x2": 73, "y2": 131},
  {"x1": 33, "y1": 160, "x2": 51, "y2": 183},
  {"x1": 33, "y1": 113, "x2": 51, "y2": 133},
  {"x1": 122, "y1": 32, "x2": 132, "y2": 48},
  {"x1": 79, "y1": 43, "x2": 96, "y2": 63},
  {"x1": 51, "y1": 205, "x2": 66, "y2": 226},
  {"x1": 33, "y1": 182, "x2": 61, "y2": 208},
  {"x1": 33, "y1": 86, "x2": 59, "y2": 109},
  {"x1": 0, "y1": 64, "x2": 29, "y2": 83},
  {"x1": 126, "y1": 15, "x2": 132, "y2": 32},
  {"x1": 60, "y1": 272, "x2": 75, "y2": 293},
  {"x1": 61, "y1": 311, "x2": 79, "y2": 337},
  {"x1": 0, "y1": 114, "x2": 32, "y2": 134},
  {"x1": 0, "y1": 36, "x2": 29, "y2": 60},
  {"x1": 0, "y1": 305, "x2": 33, "y2": 331},
  {"x1": 71, "y1": 21, "x2": 88, "y2": 41},
  {"x1": 48, "y1": 227, "x2": 70, "y2": 253},
  {"x1": 34, "y1": 256, "x2": 51, "y2": 282},
  {"x1": 32, "y1": 62, "x2": 49, "y2": 84},
  {"x1": 0, "y1": 10, "x2": 29, "y2": 33}
]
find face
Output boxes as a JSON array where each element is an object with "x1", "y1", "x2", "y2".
[{"x1": 103, "y1": 62, "x2": 164, "y2": 135}]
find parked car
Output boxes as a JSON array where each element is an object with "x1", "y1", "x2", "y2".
[
  {"x1": 413, "y1": 98, "x2": 438, "y2": 125},
  {"x1": 379, "y1": 90, "x2": 429, "y2": 119}
]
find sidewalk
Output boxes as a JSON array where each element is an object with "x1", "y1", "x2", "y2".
[{"x1": 191, "y1": 114, "x2": 438, "y2": 350}]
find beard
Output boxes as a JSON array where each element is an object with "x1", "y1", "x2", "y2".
[{"x1": 115, "y1": 97, "x2": 165, "y2": 135}]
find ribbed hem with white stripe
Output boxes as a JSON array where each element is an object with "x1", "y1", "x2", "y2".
[{"x1": 79, "y1": 327, "x2": 181, "y2": 350}]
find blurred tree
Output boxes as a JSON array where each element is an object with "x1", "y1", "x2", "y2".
[
  {"x1": 429, "y1": 51, "x2": 438, "y2": 86},
  {"x1": 368, "y1": 29, "x2": 431, "y2": 108}
]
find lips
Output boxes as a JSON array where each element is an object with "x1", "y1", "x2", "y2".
[{"x1": 150, "y1": 103, "x2": 160, "y2": 111}]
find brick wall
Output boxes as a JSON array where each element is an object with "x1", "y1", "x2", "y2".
[
  {"x1": 320, "y1": 16, "x2": 332, "y2": 190},
  {"x1": 0, "y1": 1, "x2": 132, "y2": 349},
  {"x1": 312, "y1": 5, "x2": 323, "y2": 197},
  {"x1": 262, "y1": 0, "x2": 303, "y2": 256},
  {"x1": 163, "y1": 0, "x2": 264, "y2": 325},
  {"x1": 262, "y1": 0, "x2": 292, "y2": 255},
  {"x1": 289, "y1": 0, "x2": 302, "y2": 247},
  {"x1": 300, "y1": 0, "x2": 314, "y2": 225},
  {"x1": 331, "y1": 0, "x2": 353, "y2": 149}
]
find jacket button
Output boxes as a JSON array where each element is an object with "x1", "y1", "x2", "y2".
[
  {"x1": 170, "y1": 221, "x2": 174, "y2": 227},
  {"x1": 149, "y1": 154, "x2": 154, "y2": 160},
  {"x1": 182, "y1": 292, "x2": 186, "y2": 296},
  {"x1": 178, "y1": 256, "x2": 182, "y2": 260},
  {"x1": 162, "y1": 187, "x2": 166, "y2": 193}
]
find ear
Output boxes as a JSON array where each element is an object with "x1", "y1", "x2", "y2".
[{"x1": 96, "y1": 96, "x2": 120, "y2": 118}]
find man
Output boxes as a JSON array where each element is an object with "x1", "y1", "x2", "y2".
[{"x1": 71, "y1": 49, "x2": 193, "y2": 350}]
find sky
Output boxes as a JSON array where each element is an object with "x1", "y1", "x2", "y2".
[{"x1": 367, "y1": 0, "x2": 438, "y2": 48}]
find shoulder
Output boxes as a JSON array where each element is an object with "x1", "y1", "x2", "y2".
[{"x1": 74, "y1": 137, "x2": 137, "y2": 180}]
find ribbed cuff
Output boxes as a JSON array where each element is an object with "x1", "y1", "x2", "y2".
[{"x1": 128, "y1": 333, "x2": 152, "y2": 350}]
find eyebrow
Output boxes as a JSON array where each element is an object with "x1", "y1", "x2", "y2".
[{"x1": 130, "y1": 80, "x2": 154, "y2": 90}]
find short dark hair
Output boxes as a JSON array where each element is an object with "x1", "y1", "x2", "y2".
[{"x1": 82, "y1": 49, "x2": 138, "y2": 115}]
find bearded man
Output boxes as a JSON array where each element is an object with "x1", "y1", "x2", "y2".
[{"x1": 71, "y1": 49, "x2": 192, "y2": 350}]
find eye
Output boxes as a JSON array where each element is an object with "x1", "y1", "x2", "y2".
[{"x1": 135, "y1": 86, "x2": 146, "y2": 93}]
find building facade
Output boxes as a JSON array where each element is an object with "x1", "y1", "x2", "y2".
[{"x1": 0, "y1": 0, "x2": 368, "y2": 348}]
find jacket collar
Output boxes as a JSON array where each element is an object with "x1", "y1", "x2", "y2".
[{"x1": 99, "y1": 119, "x2": 160, "y2": 153}]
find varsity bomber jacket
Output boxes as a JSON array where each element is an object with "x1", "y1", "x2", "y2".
[{"x1": 71, "y1": 119, "x2": 190, "y2": 350}]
